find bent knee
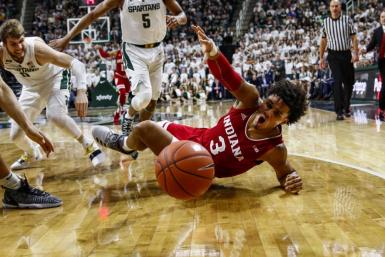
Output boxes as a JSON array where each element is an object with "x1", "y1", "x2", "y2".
[
  {"x1": 131, "y1": 90, "x2": 152, "y2": 111},
  {"x1": 133, "y1": 120, "x2": 156, "y2": 135}
]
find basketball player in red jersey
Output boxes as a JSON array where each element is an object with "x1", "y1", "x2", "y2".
[
  {"x1": 95, "y1": 45, "x2": 131, "y2": 125},
  {"x1": 92, "y1": 25, "x2": 307, "y2": 194}
]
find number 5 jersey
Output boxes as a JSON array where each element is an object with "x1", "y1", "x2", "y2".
[{"x1": 120, "y1": 0, "x2": 167, "y2": 45}]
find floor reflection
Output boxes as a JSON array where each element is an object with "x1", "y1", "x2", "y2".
[{"x1": 0, "y1": 104, "x2": 385, "y2": 257}]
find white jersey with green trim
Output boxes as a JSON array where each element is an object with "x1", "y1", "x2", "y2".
[
  {"x1": 120, "y1": 0, "x2": 167, "y2": 44},
  {"x1": 1, "y1": 37, "x2": 63, "y2": 88}
]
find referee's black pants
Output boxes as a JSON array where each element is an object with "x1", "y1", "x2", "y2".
[
  {"x1": 327, "y1": 50, "x2": 355, "y2": 115},
  {"x1": 378, "y1": 59, "x2": 385, "y2": 111}
]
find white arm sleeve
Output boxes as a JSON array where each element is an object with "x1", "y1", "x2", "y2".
[{"x1": 70, "y1": 59, "x2": 87, "y2": 90}]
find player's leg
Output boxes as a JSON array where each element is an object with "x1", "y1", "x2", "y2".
[
  {"x1": 92, "y1": 120, "x2": 203, "y2": 157},
  {"x1": 139, "y1": 100, "x2": 156, "y2": 121},
  {"x1": 92, "y1": 120, "x2": 174, "y2": 156},
  {"x1": 117, "y1": 84, "x2": 128, "y2": 108},
  {"x1": 340, "y1": 52, "x2": 354, "y2": 117},
  {"x1": 121, "y1": 43, "x2": 153, "y2": 135},
  {"x1": 45, "y1": 85, "x2": 105, "y2": 166},
  {"x1": 139, "y1": 48, "x2": 164, "y2": 121},
  {"x1": 0, "y1": 154, "x2": 62, "y2": 208},
  {"x1": 327, "y1": 54, "x2": 344, "y2": 119},
  {"x1": 114, "y1": 80, "x2": 127, "y2": 125},
  {"x1": 9, "y1": 89, "x2": 47, "y2": 170},
  {"x1": 113, "y1": 109, "x2": 121, "y2": 125}
]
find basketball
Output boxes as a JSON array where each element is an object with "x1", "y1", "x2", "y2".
[{"x1": 155, "y1": 140, "x2": 215, "y2": 200}]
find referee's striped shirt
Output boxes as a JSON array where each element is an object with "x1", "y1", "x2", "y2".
[{"x1": 321, "y1": 14, "x2": 356, "y2": 51}]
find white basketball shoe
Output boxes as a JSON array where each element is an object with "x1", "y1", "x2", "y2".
[{"x1": 10, "y1": 147, "x2": 43, "y2": 170}]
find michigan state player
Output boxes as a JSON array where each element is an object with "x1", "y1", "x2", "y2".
[
  {"x1": 50, "y1": 0, "x2": 187, "y2": 158},
  {"x1": 0, "y1": 19, "x2": 105, "y2": 170}
]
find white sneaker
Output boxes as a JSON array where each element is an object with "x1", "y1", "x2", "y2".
[
  {"x1": 84, "y1": 141, "x2": 106, "y2": 167},
  {"x1": 10, "y1": 148, "x2": 43, "y2": 170}
]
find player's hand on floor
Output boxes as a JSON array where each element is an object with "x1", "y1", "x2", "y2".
[
  {"x1": 75, "y1": 90, "x2": 89, "y2": 118},
  {"x1": 192, "y1": 25, "x2": 214, "y2": 54},
  {"x1": 281, "y1": 171, "x2": 303, "y2": 194},
  {"x1": 25, "y1": 127, "x2": 54, "y2": 157}
]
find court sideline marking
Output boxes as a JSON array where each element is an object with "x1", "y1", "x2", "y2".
[{"x1": 290, "y1": 152, "x2": 385, "y2": 180}]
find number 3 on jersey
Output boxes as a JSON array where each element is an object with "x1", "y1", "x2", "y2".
[
  {"x1": 210, "y1": 136, "x2": 226, "y2": 155},
  {"x1": 142, "y1": 13, "x2": 151, "y2": 28}
]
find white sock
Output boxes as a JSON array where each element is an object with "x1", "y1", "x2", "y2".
[
  {"x1": 122, "y1": 136, "x2": 133, "y2": 151},
  {"x1": 1, "y1": 172, "x2": 21, "y2": 190},
  {"x1": 78, "y1": 134, "x2": 94, "y2": 148}
]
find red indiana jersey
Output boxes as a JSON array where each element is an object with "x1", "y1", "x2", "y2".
[
  {"x1": 114, "y1": 50, "x2": 126, "y2": 80},
  {"x1": 98, "y1": 48, "x2": 127, "y2": 79},
  {"x1": 164, "y1": 107, "x2": 284, "y2": 178}
]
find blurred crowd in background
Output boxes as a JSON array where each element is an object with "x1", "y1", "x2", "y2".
[{"x1": 0, "y1": 0, "x2": 383, "y2": 106}]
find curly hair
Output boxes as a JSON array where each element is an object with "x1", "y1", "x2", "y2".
[{"x1": 266, "y1": 80, "x2": 308, "y2": 125}]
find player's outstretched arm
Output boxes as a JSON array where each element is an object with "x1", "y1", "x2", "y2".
[
  {"x1": 164, "y1": 0, "x2": 187, "y2": 29},
  {"x1": 261, "y1": 144, "x2": 303, "y2": 194},
  {"x1": 35, "y1": 39, "x2": 89, "y2": 118},
  {"x1": 192, "y1": 25, "x2": 260, "y2": 108},
  {"x1": 49, "y1": 0, "x2": 121, "y2": 51},
  {"x1": 0, "y1": 76, "x2": 54, "y2": 156},
  {"x1": 95, "y1": 45, "x2": 118, "y2": 58}
]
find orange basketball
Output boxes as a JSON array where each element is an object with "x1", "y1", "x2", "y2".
[{"x1": 155, "y1": 140, "x2": 215, "y2": 200}]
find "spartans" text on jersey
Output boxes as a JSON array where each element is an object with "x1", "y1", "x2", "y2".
[
  {"x1": 127, "y1": 3, "x2": 160, "y2": 13},
  {"x1": 12, "y1": 67, "x2": 39, "y2": 74}
]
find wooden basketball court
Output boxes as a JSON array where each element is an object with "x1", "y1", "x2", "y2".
[{"x1": 0, "y1": 102, "x2": 384, "y2": 257}]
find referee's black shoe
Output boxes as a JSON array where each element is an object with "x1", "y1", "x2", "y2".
[
  {"x1": 344, "y1": 109, "x2": 352, "y2": 118},
  {"x1": 336, "y1": 114, "x2": 345, "y2": 121}
]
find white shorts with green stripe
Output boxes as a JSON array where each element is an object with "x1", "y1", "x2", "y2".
[
  {"x1": 122, "y1": 42, "x2": 164, "y2": 101},
  {"x1": 17, "y1": 69, "x2": 71, "y2": 119}
]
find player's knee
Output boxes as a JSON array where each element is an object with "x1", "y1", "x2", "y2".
[
  {"x1": 133, "y1": 120, "x2": 156, "y2": 137},
  {"x1": 131, "y1": 89, "x2": 152, "y2": 111}
]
